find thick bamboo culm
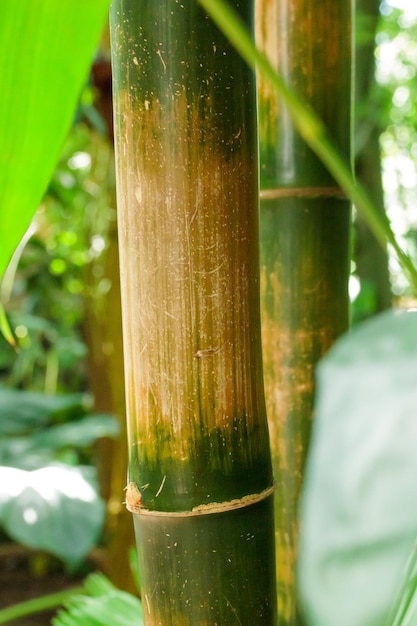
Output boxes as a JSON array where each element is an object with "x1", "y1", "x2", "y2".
[
  {"x1": 110, "y1": 1, "x2": 277, "y2": 624},
  {"x1": 256, "y1": 0, "x2": 352, "y2": 623}
]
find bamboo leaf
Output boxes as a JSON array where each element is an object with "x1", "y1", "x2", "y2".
[
  {"x1": 298, "y1": 309, "x2": 417, "y2": 626},
  {"x1": 386, "y1": 544, "x2": 417, "y2": 626},
  {"x1": 0, "y1": 587, "x2": 85, "y2": 625},
  {"x1": 198, "y1": 0, "x2": 417, "y2": 292},
  {"x1": 0, "y1": 0, "x2": 110, "y2": 281}
]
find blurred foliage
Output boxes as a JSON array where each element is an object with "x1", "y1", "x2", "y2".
[
  {"x1": 350, "y1": 1, "x2": 417, "y2": 317},
  {"x1": 375, "y1": 3, "x2": 417, "y2": 297},
  {"x1": 0, "y1": 121, "x2": 116, "y2": 393},
  {"x1": 0, "y1": 390, "x2": 118, "y2": 469},
  {"x1": 0, "y1": 79, "x2": 118, "y2": 569},
  {"x1": 0, "y1": 388, "x2": 119, "y2": 567}
]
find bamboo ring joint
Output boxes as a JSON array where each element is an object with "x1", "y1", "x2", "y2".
[
  {"x1": 260, "y1": 186, "x2": 346, "y2": 199},
  {"x1": 125, "y1": 483, "x2": 275, "y2": 517}
]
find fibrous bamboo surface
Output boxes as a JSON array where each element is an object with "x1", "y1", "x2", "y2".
[{"x1": 111, "y1": 1, "x2": 277, "y2": 623}]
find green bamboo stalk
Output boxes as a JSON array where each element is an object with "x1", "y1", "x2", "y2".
[
  {"x1": 255, "y1": 1, "x2": 351, "y2": 623},
  {"x1": 354, "y1": 0, "x2": 391, "y2": 315},
  {"x1": 110, "y1": 1, "x2": 277, "y2": 624}
]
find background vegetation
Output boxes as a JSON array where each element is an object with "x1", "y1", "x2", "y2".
[{"x1": 1, "y1": 0, "x2": 417, "y2": 624}]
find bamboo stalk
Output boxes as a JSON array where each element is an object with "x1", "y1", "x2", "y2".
[
  {"x1": 255, "y1": 0, "x2": 352, "y2": 622},
  {"x1": 354, "y1": 0, "x2": 391, "y2": 316},
  {"x1": 110, "y1": 1, "x2": 277, "y2": 623}
]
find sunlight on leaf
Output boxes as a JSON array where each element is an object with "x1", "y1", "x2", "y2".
[{"x1": 0, "y1": 464, "x2": 105, "y2": 566}]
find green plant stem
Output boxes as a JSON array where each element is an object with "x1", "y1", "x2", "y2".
[
  {"x1": 0, "y1": 301, "x2": 16, "y2": 348},
  {"x1": 198, "y1": 0, "x2": 417, "y2": 293},
  {"x1": 0, "y1": 586, "x2": 84, "y2": 624}
]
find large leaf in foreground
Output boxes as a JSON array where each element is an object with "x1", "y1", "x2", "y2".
[
  {"x1": 0, "y1": 0, "x2": 109, "y2": 279},
  {"x1": 298, "y1": 309, "x2": 417, "y2": 626}
]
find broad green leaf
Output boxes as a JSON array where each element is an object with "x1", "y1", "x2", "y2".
[
  {"x1": 0, "y1": 0, "x2": 110, "y2": 280},
  {"x1": 298, "y1": 309, "x2": 417, "y2": 626},
  {"x1": 29, "y1": 413, "x2": 120, "y2": 451},
  {"x1": 0, "y1": 412, "x2": 119, "y2": 469},
  {"x1": 52, "y1": 573, "x2": 144, "y2": 626},
  {"x1": 0, "y1": 464, "x2": 104, "y2": 566},
  {"x1": 0, "y1": 389, "x2": 87, "y2": 435}
]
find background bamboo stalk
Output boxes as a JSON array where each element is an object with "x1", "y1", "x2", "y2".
[
  {"x1": 354, "y1": 0, "x2": 391, "y2": 316},
  {"x1": 110, "y1": 1, "x2": 277, "y2": 623},
  {"x1": 255, "y1": 0, "x2": 352, "y2": 622}
]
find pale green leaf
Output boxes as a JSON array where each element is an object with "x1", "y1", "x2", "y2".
[
  {"x1": 0, "y1": 464, "x2": 104, "y2": 565},
  {"x1": 298, "y1": 309, "x2": 417, "y2": 626},
  {"x1": 0, "y1": 0, "x2": 110, "y2": 280}
]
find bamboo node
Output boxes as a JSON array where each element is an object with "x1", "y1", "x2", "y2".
[
  {"x1": 260, "y1": 186, "x2": 346, "y2": 200},
  {"x1": 191, "y1": 485, "x2": 275, "y2": 514},
  {"x1": 125, "y1": 482, "x2": 142, "y2": 514},
  {"x1": 124, "y1": 484, "x2": 275, "y2": 517}
]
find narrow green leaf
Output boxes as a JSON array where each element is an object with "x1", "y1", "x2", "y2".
[
  {"x1": 0, "y1": 303, "x2": 16, "y2": 348},
  {"x1": 0, "y1": 0, "x2": 110, "y2": 280},
  {"x1": 52, "y1": 573, "x2": 143, "y2": 626},
  {"x1": 298, "y1": 309, "x2": 417, "y2": 626},
  {"x1": 385, "y1": 542, "x2": 417, "y2": 626},
  {"x1": 0, "y1": 587, "x2": 85, "y2": 625}
]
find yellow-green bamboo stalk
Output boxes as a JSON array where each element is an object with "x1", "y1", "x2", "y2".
[
  {"x1": 110, "y1": 1, "x2": 277, "y2": 623},
  {"x1": 255, "y1": 0, "x2": 352, "y2": 622}
]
